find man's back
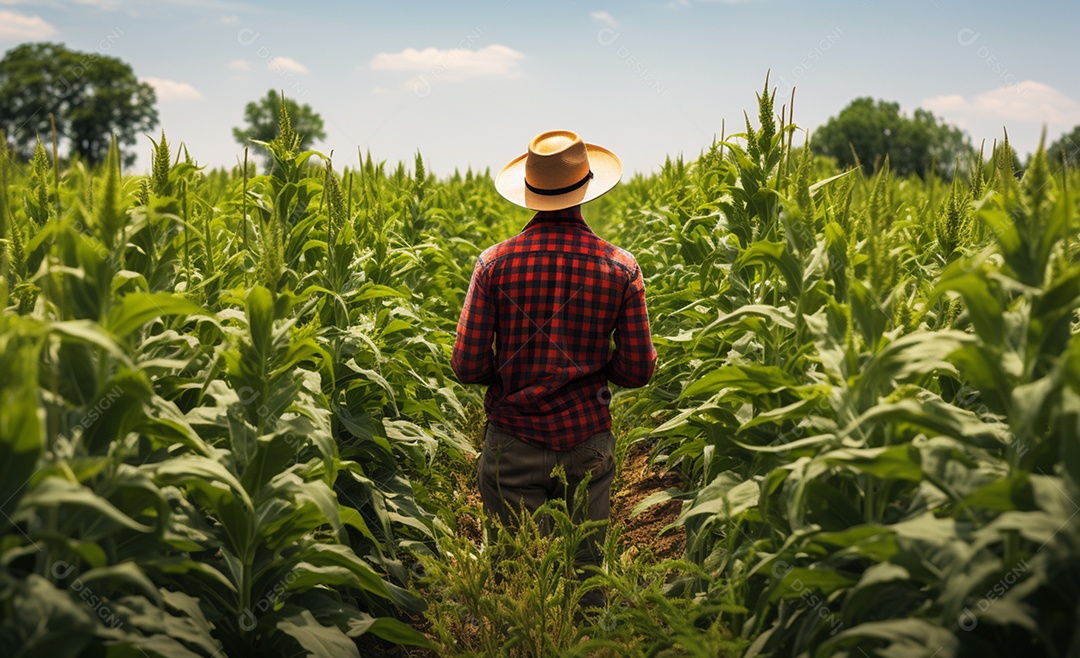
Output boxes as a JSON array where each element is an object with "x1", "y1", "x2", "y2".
[{"x1": 451, "y1": 205, "x2": 656, "y2": 450}]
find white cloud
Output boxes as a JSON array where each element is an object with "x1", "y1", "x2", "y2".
[
  {"x1": 590, "y1": 11, "x2": 618, "y2": 27},
  {"x1": 160, "y1": 0, "x2": 252, "y2": 9},
  {"x1": 924, "y1": 81, "x2": 1080, "y2": 127},
  {"x1": 0, "y1": 10, "x2": 57, "y2": 40},
  {"x1": 267, "y1": 56, "x2": 308, "y2": 74},
  {"x1": 369, "y1": 44, "x2": 524, "y2": 80},
  {"x1": 144, "y1": 77, "x2": 203, "y2": 101},
  {"x1": 73, "y1": 0, "x2": 122, "y2": 8},
  {"x1": 228, "y1": 59, "x2": 251, "y2": 72},
  {"x1": 924, "y1": 94, "x2": 965, "y2": 111},
  {"x1": 667, "y1": 0, "x2": 755, "y2": 6},
  {"x1": 219, "y1": 14, "x2": 240, "y2": 24},
  {"x1": 18, "y1": 0, "x2": 252, "y2": 10},
  {"x1": 922, "y1": 81, "x2": 1080, "y2": 156}
]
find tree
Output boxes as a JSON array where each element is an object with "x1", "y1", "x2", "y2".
[
  {"x1": 811, "y1": 97, "x2": 973, "y2": 178},
  {"x1": 0, "y1": 42, "x2": 157, "y2": 167},
  {"x1": 1047, "y1": 125, "x2": 1080, "y2": 170},
  {"x1": 233, "y1": 90, "x2": 326, "y2": 162}
]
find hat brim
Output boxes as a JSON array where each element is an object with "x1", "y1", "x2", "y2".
[{"x1": 494, "y1": 143, "x2": 622, "y2": 211}]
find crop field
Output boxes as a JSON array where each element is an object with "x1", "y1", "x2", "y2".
[{"x1": 0, "y1": 85, "x2": 1078, "y2": 657}]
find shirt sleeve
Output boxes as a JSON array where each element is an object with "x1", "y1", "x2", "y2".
[
  {"x1": 451, "y1": 257, "x2": 497, "y2": 385},
  {"x1": 606, "y1": 264, "x2": 657, "y2": 388}
]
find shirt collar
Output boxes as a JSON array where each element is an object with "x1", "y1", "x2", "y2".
[{"x1": 522, "y1": 205, "x2": 592, "y2": 233}]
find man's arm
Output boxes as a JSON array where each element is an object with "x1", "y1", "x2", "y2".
[
  {"x1": 451, "y1": 257, "x2": 497, "y2": 385},
  {"x1": 606, "y1": 264, "x2": 657, "y2": 388}
]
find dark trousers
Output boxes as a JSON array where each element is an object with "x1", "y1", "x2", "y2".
[{"x1": 477, "y1": 420, "x2": 616, "y2": 569}]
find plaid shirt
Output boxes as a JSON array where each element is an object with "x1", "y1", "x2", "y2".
[{"x1": 451, "y1": 205, "x2": 657, "y2": 451}]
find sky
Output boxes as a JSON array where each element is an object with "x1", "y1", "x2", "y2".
[{"x1": 0, "y1": 0, "x2": 1077, "y2": 177}]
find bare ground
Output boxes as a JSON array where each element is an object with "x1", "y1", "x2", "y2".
[{"x1": 611, "y1": 446, "x2": 685, "y2": 561}]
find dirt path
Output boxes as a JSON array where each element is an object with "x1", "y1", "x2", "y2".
[{"x1": 611, "y1": 446, "x2": 685, "y2": 561}]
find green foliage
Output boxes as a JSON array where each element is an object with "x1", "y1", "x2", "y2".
[
  {"x1": 150, "y1": 130, "x2": 172, "y2": 197},
  {"x1": 233, "y1": 90, "x2": 326, "y2": 169},
  {"x1": 1047, "y1": 123, "x2": 1080, "y2": 170},
  {"x1": 28, "y1": 139, "x2": 52, "y2": 226},
  {"x1": 0, "y1": 42, "x2": 157, "y2": 166},
  {"x1": 935, "y1": 176, "x2": 972, "y2": 261},
  {"x1": 602, "y1": 80, "x2": 1080, "y2": 657},
  {"x1": 2, "y1": 77, "x2": 1079, "y2": 657},
  {"x1": 0, "y1": 123, "x2": 512, "y2": 655},
  {"x1": 812, "y1": 97, "x2": 974, "y2": 178},
  {"x1": 419, "y1": 462, "x2": 742, "y2": 658}
]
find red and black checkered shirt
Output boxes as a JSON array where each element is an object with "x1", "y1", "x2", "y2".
[{"x1": 451, "y1": 205, "x2": 657, "y2": 451}]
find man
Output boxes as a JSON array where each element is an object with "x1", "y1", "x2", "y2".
[{"x1": 450, "y1": 130, "x2": 657, "y2": 601}]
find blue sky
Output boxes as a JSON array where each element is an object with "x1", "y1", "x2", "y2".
[{"x1": 1, "y1": 0, "x2": 1077, "y2": 176}]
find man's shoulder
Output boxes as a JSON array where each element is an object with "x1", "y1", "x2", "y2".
[
  {"x1": 477, "y1": 236, "x2": 518, "y2": 266},
  {"x1": 478, "y1": 229, "x2": 639, "y2": 274},
  {"x1": 476, "y1": 230, "x2": 558, "y2": 265},
  {"x1": 594, "y1": 238, "x2": 640, "y2": 274}
]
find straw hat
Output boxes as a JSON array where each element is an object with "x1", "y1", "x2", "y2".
[{"x1": 495, "y1": 130, "x2": 622, "y2": 211}]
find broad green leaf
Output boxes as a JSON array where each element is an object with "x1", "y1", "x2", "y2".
[
  {"x1": 0, "y1": 574, "x2": 96, "y2": 657},
  {"x1": 769, "y1": 566, "x2": 856, "y2": 601},
  {"x1": 0, "y1": 336, "x2": 44, "y2": 524},
  {"x1": 678, "y1": 473, "x2": 759, "y2": 523},
  {"x1": 106, "y1": 292, "x2": 206, "y2": 338},
  {"x1": 347, "y1": 612, "x2": 437, "y2": 648},
  {"x1": 818, "y1": 618, "x2": 959, "y2": 657},
  {"x1": 18, "y1": 478, "x2": 153, "y2": 534},
  {"x1": 682, "y1": 365, "x2": 794, "y2": 399},
  {"x1": 822, "y1": 445, "x2": 923, "y2": 481},
  {"x1": 275, "y1": 609, "x2": 360, "y2": 658}
]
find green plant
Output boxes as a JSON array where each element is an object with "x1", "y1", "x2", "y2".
[
  {"x1": 2, "y1": 75, "x2": 1078, "y2": 658},
  {"x1": 418, "y1": 462, "x2": 738, "y2": 658},
  {"x1": 606, "y1": 81, "x2": 1080, "y2": 656}
]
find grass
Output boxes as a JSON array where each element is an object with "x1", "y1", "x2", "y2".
[{"x1": 402, "y1": 400, "x2": 745, "y2": 658}]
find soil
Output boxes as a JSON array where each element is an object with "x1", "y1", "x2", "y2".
[
  {"x1": 455, "y1": 488, "x2": 485, "y2": 545},
  {"x1": 611, "y1": 446, "x2": 686, "y2": 561}
]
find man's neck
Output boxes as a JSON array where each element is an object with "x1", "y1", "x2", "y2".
[{"x1": 533, "y1": 205, "x2": 583, "y2": 220}]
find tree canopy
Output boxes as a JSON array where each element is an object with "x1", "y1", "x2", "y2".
[
  {"x1": 1047, "y1": 125, "x2": 1080, "y2": 170},
  {"x1": 233, "y1": 90, "x2": 326, "y2": 161},
  {"x1": 0, "y1": 42, "x2": 157, "y2": 167},
  {"x1": 811, "y1": 97, "x2": 973, "y2": 178}
]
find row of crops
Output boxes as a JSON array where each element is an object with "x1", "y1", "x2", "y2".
[
  {"x1": 0, "y1": 109, "x2": 529, "y2": 655},
  {"x1": 598, "y1": 88, "x2": 1080, "y2": 656},
  {"x1": 1, "y1": 85, "x2": 1078, "y2": 656}
]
